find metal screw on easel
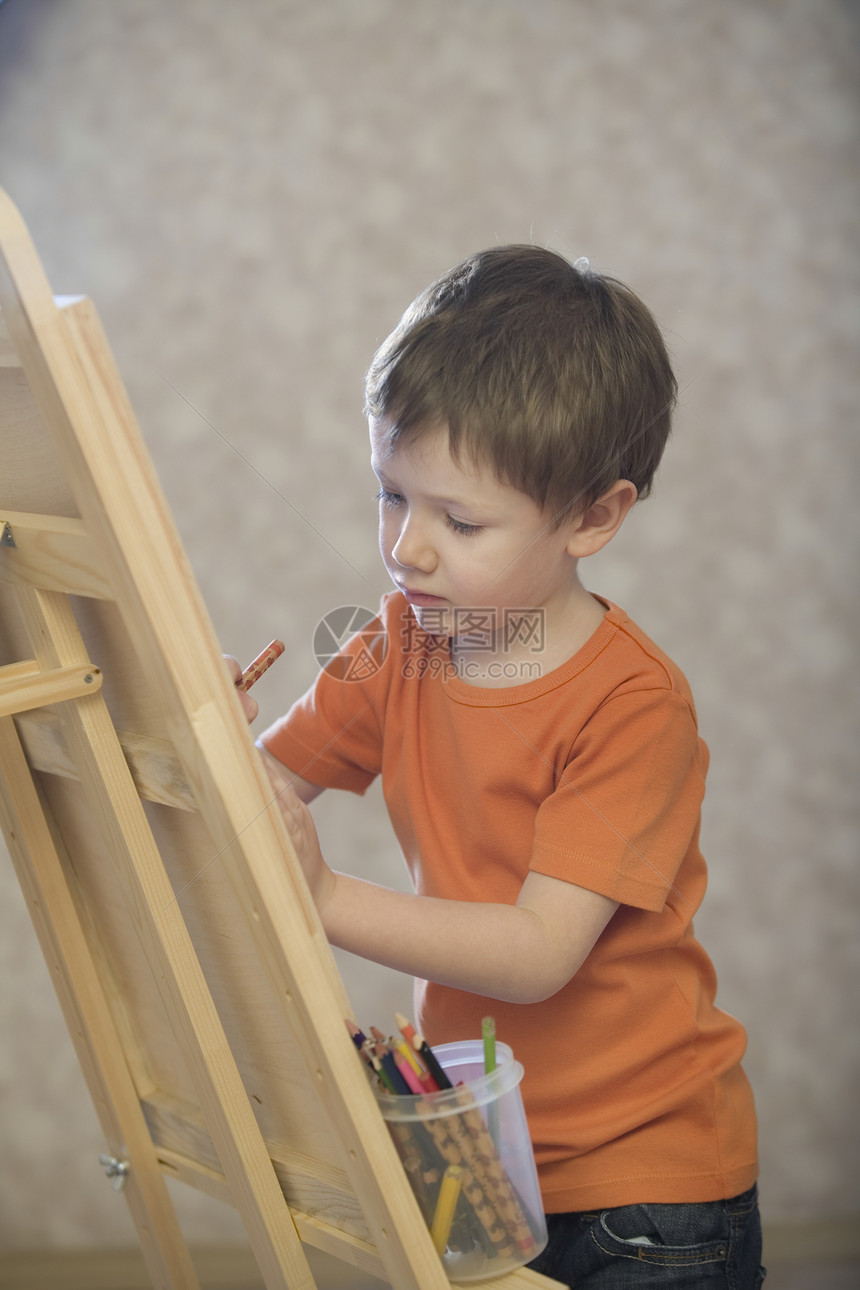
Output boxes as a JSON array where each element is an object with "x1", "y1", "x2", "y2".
[{"x1": 98, "y1": 1153, "x2": 130, "y2": 1191}]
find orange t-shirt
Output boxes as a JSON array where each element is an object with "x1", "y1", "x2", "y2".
[{"x1": 262, "y1": 593, "x2": 758, "y2": 1212}]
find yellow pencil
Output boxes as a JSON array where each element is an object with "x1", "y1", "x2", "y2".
[
  {"x1": 394, "y1": 1038, "x2": 424, "y2": 1077},
  {"x1": 430, "y1": 1164, "x2": 462, "y2": 1255}
]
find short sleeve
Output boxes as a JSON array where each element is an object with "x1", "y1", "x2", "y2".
[
  {"x1": 260, "y1": 610, "x2": 390, "y2": 794},
  {"x1": 529, "y1": 688, "x2": 708, "y2": 911}
]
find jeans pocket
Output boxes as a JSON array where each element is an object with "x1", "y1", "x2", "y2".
[{"x1": 590, "y1": 1199, "x2": 730, "y2": 1268}]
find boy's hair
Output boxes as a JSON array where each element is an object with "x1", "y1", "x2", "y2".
[{"x1": 365, "y1": 245, "x2": 677, "y2": 525}]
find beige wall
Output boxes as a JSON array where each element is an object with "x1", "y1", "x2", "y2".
[{"x1": 1, "y1": 0, "x2": 857, "y2": 1250}]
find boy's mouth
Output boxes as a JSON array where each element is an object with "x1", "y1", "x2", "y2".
[{"x1": 400, "y1": 587, "x2": 446, "y2": 607}]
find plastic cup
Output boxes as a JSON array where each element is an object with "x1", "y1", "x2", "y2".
[{"x1": 375, "y1": 1040, "x2": 547, "y2": 1282}]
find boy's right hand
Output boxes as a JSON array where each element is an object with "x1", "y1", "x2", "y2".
[{"x1": 223, "y1": 655, "x2": 259, "y2": 724}]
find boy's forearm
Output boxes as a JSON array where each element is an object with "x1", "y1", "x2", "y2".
[{"x1": 322, "y1": 872, "x2": 588, "y2": 1005}]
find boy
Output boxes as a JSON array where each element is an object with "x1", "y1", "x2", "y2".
[{"x1": 235, "y1": 246, "x2": 763, "y2": 1287}]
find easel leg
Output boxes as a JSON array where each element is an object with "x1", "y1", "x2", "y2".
[{"x1": 0, "y1": 715, "x2": 202, "y2": 1290}]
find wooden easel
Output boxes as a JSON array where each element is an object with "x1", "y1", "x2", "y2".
[{"x1": 0, "y1": 191, "x2": 561, "y2": 1290}]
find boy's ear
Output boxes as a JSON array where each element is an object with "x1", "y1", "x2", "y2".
[{"x1": 565, "y1": 480, "x2": 638, "y2": 557}]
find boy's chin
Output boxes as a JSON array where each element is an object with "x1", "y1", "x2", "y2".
[{"x1": 408, "y1": 603, "x2": 453, "y2": 637}]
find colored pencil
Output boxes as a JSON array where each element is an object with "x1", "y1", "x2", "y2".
[
  {"x1": 430, "y1": 1164, "x2": 462, "y2": 1255},
  {"x1": 370, "y1": 1053, "x2": 396, "y2": 1092},
  {"x1": 237, "y1": 639, "x2": 285, "y2": 691},
  {"x1": 380, "y1": 1050, "x2": 412, "y2": 1095},
  {"x1": 414, "y1": 1034, "x2": 453, "y2": 1090},
  {"x1": 394, "y1": 1011, "x2": 418, "y2": 1047},
  {"x1": 393, "y1": 1050, "x2": 425, "y2": 1095},
  {"x1": 483, "y1": 1015, "x2": 500, "y2": 1150},
  {"x1": 345, "y1": 1019, "x2": 396, "y2": 1092},
  {"x1": 482, "y1": 1016, "x2": 497, "y2": 1075},
  {"x1": 394, "y1": 1039, "x2": 424, "y2": 1077},
  {"x1": 344, "y1": 1019, "x2": 367, "y2": 1048}
]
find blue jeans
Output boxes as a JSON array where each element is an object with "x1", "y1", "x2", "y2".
[{"x1": 527, "y1": 1184, "x2": 765, "y2": 1288}]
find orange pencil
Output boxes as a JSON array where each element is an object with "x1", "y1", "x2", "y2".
[
  {"x1": 238, "y1": 639, "x2": 285, "y2": 691},
  {"x1": 395, "y1": 1011, "x2": 418, "y2": 1047}
]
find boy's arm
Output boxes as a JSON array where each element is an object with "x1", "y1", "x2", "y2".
[
  {"x1": 222, "y1": 655, "x2": 326, "y2": 803},
  {"x1": 273, "y1": 776, "x2": 616, "y2": 1005},
  {"x1": 256, "y1": 741, "x2": 325, "y2": 804},
  {"x1": 328, "y1": 869, "x2": 616, "y2": 1004}
]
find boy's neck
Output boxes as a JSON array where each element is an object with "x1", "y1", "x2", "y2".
[{"x1": 449, "y1": 580, "x2": 606, "y2": 688}]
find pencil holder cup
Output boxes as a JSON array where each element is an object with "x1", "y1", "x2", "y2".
[{"x1": 376, "y1": 1040, "x2": 547, "y2": 1282}]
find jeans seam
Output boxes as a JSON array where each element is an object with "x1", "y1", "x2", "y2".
[{"x1": 589, "y1": 1224, "x2": 728, "y2": 1267}]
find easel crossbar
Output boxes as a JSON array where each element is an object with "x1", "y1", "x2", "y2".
[{"x1": 0, "y1": 658, "x2": 102, "y2": 716}]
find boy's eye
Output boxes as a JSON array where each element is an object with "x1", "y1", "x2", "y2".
[
  {"x1": 376, "y1": 488, "x2": 482, "y2": 535},
  {"x1": 375, "y1": 487, "x2": 404, "y2": 507},
  {"x1": 447, "y1": 516, "x2": 483, "y2": 536}
]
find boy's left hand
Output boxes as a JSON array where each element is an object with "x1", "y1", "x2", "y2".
[{"x1": 260, "y1": 755, "x2": 335, "y2": 912}]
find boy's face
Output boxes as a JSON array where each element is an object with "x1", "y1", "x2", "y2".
[{"x1": 369, "y1": 418, "x2": 581, "y2": 640}]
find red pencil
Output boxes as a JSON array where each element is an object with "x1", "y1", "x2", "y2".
[{"x1": 237, "y1": 639, "x2": 285, "y2": 692}]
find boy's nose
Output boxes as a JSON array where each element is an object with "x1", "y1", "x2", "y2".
[{"x1": 391, "y1": 518, "x2": 436, "y2": 572}]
